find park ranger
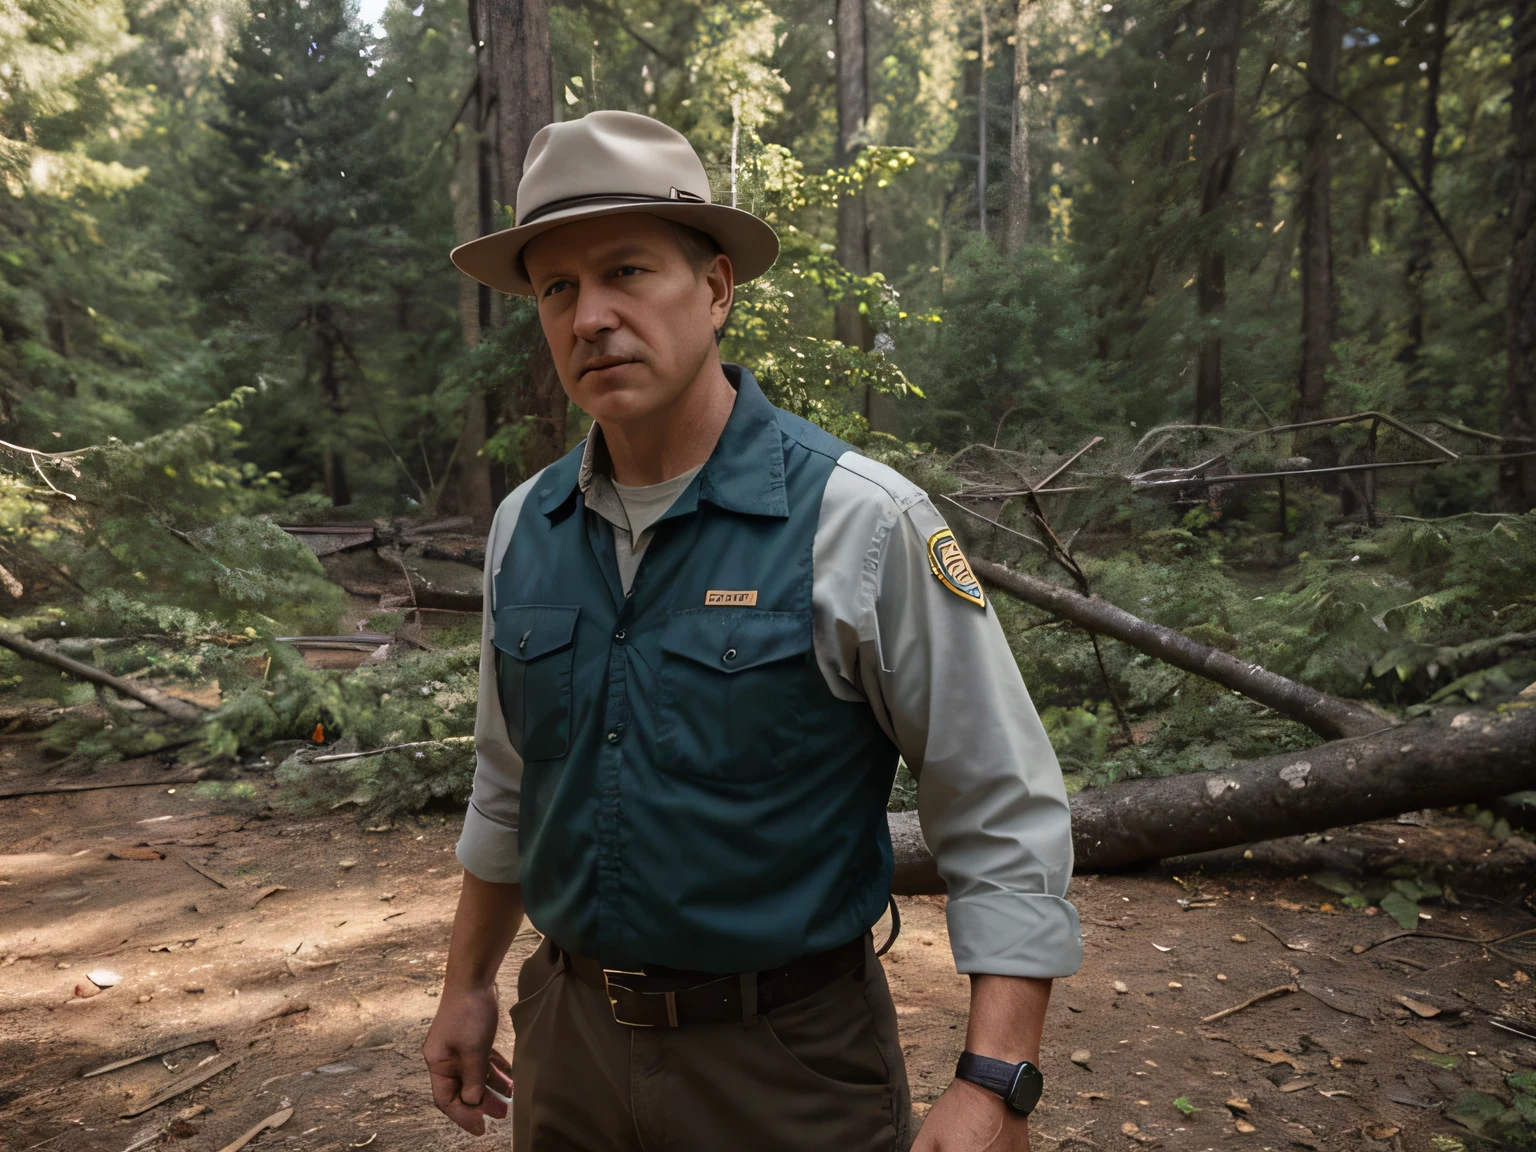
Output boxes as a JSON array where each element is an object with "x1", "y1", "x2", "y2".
[{"x1": 422, "y1": 110, "x2": 1081, "y2": 1152}]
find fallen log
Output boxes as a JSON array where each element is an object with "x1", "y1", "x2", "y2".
[
  {"x1": 889, "y1": 702, "x2": 1535, "y2": 893},
  {"x1": 971, "y1": 558, "x2": 1391, "y2": 740},
  {"x1": 0, "y1": 630, "x2": 206, "y2": 724}
]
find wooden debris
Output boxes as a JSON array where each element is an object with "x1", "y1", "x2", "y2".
[
  {"x1": 83, "y1": 1034, "x2": 217, "y2": 1079},
  {"x1": 176, "y1": 854, "x2": 229, "y2": 889},
  {"x1": 213, "y1": 1106, "x2": 293, "y2": 1152},
  {"x1": 1404, "y1": 1028, "x2": 1452, "y2": 1054},
  {"x1": 1201, "y1": 983, "x2": 1298, "y2": 1023},
  {"x1": 1297, "y1": 979, "x2": 1373, "y2": 1019},
  {"x1": 120, "y1": 1053, "x2": 241, "y2": 1117},
  {"x1": 1234, "y1": 1119, "x2": 1256, "y2": 1134},
  {"x1": 1280, "y1": 1078, "x2": 1316, "y2": 1092},
  {"x1": 1395, "y1": 994, "x2": 1442, "y2": 1018},
  {"x1": 1251, "y1": 919, "x2": 1312, "y2": 952},
  {"x1": 284, "y1": 955, "x2": 340, "y2": 976},
  {"x1": 0, "y1": 629, "x2": 206, "y2": 722},
  {"x1": 255, "y1": 1001, "x2": 309, "y2": 1023},
  {"x1": 107, "y1": 847, "x2": 165, "y2": 862},
  {"x1": 250, "y1": 885, "x2": 289, "y2": 908},
  {"x1": 1364, "y1": 1122, "x2": 1401, "y2": 1140},
  {"x1": 1223, "y1": 1097, "x2": 1251, "y2": 1114},
  {"x1": 0, "y1": 776, "x2": 203, "y2": 800}
]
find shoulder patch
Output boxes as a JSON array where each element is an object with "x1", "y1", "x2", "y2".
[{"x1": 927, "y1": 528, "x2": 986, "y2": 608}]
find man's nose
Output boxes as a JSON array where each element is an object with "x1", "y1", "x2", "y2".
[{"x1": 572, "y1": 281, "x2": 621, "y2": 343}]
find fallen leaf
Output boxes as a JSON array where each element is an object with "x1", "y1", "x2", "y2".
[
  {"x1": 1071, "y1": 1049, "x2": 1092, "y2": 1068},
  {"x1": 339, "y1": 859, "x2": 358, "y2": 870},
  {"x1": 1244, "y1": 1049, "x2": 1302, "y2": 1071},
  {"x1": 86, "y1": 968, "x2": 121, "y2": 988},
  {"x1": 1329, "y1": 1056, "x2": 1343, "y2": 1069},
  {"x1": 1234, "y1": 1119, "x2": 1256, "y2": 1134},
  {"x1": 1224, "y1": 1097, "x2": 1251, "y2": 1114},
  {"x1": 1113, "y1": 980, "x2": 1129, "y2": 994},
  {"x1": 1153, "y1": 944, "x2": 1172, "y2": 952},
  {"x1": 1287, "y1": 1121, "x2": 1321, "y2": 1148},
  {"x1": 1167, "y1": 981, "x2": 1183, "y2": 989},
  {"x1": 1121, "y1": 1121, "x2": 1140, "y2": 1136},
  {"x1": 1515, "y1": 970, "x2": 1530, "y2": 983},
  {"x1": 1078, "y1": 1091, "x2": 1107, "y2": 1100},
  {"x1": 1231, "y1": 934, "x2": 1249, "y2": 943},
  {"x1": 1318, "y1": 1089, "x2": 1353, "y2": 1098},
  {"x1": 1280, "y1": 1079, "x2": 1316, "y2": 1093},
  {"x1": 1364, "y1": 1122, "x2": 1400, "y2": 1140},
  {"x1": 1404, "y1": 1028, "x2": 1451, "y2": 1054},
  {"x1": 1396, "y1": 995, "x2": 1441, "y2": 1018}
]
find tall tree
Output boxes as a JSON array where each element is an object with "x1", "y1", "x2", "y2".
[
  {"x1": 1194, "y1": 0, "x2": 1241, "y2": 426},
  {"x1": 1293, "y1": 0, "x2": 1339, "y2": 455},
  {"x1": 1502, "y1": 0, "x2": 1536, "y2": 511},
  {"x1": 1401, "y1": 0, "x2": 1452, "y2": 369},
  {"x1": 834, "y1": 0, "x2": 873, "y2": 362},
  {"x1": 1004, "y1": 0, "x2": 1035, "y2": 253},
  {"x1": 439, "y1": 0, "x2": 555, "y2": 527},
  {"x1": 977, "y1": 0, "x2": 990, "y2": 241}
]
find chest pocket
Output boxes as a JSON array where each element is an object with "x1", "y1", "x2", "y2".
[
  {"x1": 494, "y1": 605, "x2": 580, "y2": 762},
  {"x1": 656, "y1": 609, "x2": 813, "y2": 782}
]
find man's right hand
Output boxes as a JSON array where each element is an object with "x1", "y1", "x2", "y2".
[
  {"x1": 423, "y1": 981, "x2": 513, "y2": 1134},
  {"x1": 422, "y1": 872, "x2": 526, "y2": 1135}
]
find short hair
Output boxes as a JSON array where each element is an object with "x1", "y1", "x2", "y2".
[{"x1": 663, "y1": 220, "x2": 731, "y2": 342}]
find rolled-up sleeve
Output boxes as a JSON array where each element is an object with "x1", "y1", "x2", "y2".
[
  {"x1": 455, "y1": 479, "x2": 540, "y2": 884},
  {"x1": 813, "y1": 455, "x2": 1082, "y2": 978}
]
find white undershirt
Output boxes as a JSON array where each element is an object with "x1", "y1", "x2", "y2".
[{"x1": 609, "y1": 465, "x2": 702, "y2": 592}]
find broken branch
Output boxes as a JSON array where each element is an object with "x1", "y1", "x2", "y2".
[
  {"x1": 1201, "y1": 983, "x2": 1298, "y2": 1024},
  {"x1": 970, "y1": 559, "x2": 1391, "y2": 740},
  {"x1": 0, "y1": 630, "x2": 206, "y2": 724}
]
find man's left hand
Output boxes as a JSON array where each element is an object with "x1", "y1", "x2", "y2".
[{"x1": 911, "y1": 1078, "x2": 1029, "y2": 1152}]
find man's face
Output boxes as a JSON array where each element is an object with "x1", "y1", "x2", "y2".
[{"x1": 522, "y1": 213, "x2": 733, "y2": 427}]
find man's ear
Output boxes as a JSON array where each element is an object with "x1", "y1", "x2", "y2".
[{"x1": 705, "y1": 253, "x2": 735, "y2": 334}]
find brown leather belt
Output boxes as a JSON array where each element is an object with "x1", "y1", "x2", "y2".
[{"x1": 555, "y1": 935, "x2": 866, "y2": 1028}]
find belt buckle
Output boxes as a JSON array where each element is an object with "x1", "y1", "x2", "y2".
[{"x1": 602, "y1": 968, "x2": 678, "y2": 1028}]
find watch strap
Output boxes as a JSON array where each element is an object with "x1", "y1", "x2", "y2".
[{"x1": 954, "y1": 1052, "x2": 1018, "y2": 1098}]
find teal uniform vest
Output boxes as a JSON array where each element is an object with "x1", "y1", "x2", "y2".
[{"x1": 493, "y1": 367, "x2": 899, "y2": 972}]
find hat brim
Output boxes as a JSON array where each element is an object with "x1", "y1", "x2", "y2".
[{"x1": 449, "y1": 200, "x2": 780, "y2": 297}]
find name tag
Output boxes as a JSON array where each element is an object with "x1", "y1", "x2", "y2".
[{"x1": 704, "y1": 590, "x2": 758, "y2": 606}]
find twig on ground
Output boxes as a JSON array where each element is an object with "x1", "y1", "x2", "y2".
[
  {"x1": 0, "y1": 774, "x2": 204, "y2": 800},
  {"x1": 1200, "y1": 983, "x2": 1299, "y2": 1024},
  {"x1": 1251, "y1": 918, "x2": 1313, "y2": 952},
  {"x1": 175, "y1": 855, "x2": 228, "y2": 889},
  {"x1": 83, "y1": 1034, "x2": 218, "y2": 1079},
  {"x1": 120, "y1": 1053, "x2": 242, "y2": 1117},
  {"x1": 310, "y1": 736, "x2": 473, "y2": 764}
]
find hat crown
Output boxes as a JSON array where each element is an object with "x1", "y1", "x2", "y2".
[{"x1": 516, "y1": 111, "x2": 714, "y2": 225}]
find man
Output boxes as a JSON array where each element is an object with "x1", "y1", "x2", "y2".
[{"x1": 423, "y1": 110, "x2": 1080, "y2": 1151}]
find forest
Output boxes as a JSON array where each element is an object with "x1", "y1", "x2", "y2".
[{"x1": 1, "y1": 0, "x2": 1535, "y2": 1148}]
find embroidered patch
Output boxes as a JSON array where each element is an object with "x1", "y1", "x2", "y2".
[
  {"x1": 704, "y1": 590, "x2": 758, "y2": 606},
  {"x1": 927, "y1": 529, "x2": 985, "y2": 607}
]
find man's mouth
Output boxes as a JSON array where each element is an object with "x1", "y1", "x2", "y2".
[{"x1": 579, "y1": 355, "x2": 639, "y2": 378}]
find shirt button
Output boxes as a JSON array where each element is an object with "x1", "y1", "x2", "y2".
[
  {"x1": 723, "y1": 648, "x2": 738, "y2": 663},
  {"x1": 614, "y1": 629, "x2": 626, "y2": 642},
  {"x1": 607, "y1": 729, "x2": 621, "y2": 743}
]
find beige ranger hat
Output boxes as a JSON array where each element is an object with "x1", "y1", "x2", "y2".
[{"x1": 450, "y1": 110, "x2": 779, "y2": 297}]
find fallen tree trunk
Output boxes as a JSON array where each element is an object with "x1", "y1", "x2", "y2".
[
  {"x1": 0, "y1": 630, "x2": 207, "y2": 724},
  {"x1": 972, "y1": 558, "x2": 1391, "y2": 740},
  {"x1": 890, "y1": 702, "x2": 1535, "y2": 893}
]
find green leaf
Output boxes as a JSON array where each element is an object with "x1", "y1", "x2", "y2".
[
  {"x1": 1171, "y1": 1097, "x2": 1197, "y2": 1117},
  {"x1": 1309, "y1": 871, "x2": 1361, "y2": 897},
  {"x1": 1379, "y1": 890, "x2": 1420, "y2": 930}
]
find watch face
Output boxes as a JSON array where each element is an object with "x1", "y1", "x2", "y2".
[{"x1": 1006, "y1": 1062, "x2": 1044, "y2": 1115}]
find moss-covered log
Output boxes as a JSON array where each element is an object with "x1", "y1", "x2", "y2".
[{"x1": 890, "y1": 703, "x2": 1536, "y2": 893}]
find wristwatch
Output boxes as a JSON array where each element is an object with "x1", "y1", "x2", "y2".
[{"x1": 954, "y1": 1052, "x2": 1044, "y2": 1116}]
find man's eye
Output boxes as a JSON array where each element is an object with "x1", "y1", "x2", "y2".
[
  {"x1": 542, "y1": 280, "x2": 571, "y2": 298},
  {"x1": 615, "y1": 265, "x2": 644, "y2": 277}
]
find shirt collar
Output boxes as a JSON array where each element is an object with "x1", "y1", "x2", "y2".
[{"x1": 538, "y1": 364, "x2": 788, "y2": 520}]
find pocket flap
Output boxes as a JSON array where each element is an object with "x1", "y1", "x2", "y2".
[
  {"x1": 660, "y1": 609, "x2": 810, "y2": 673},
  {"x1": 494, "y1": 604, "x2": 580, "y2": 663}
]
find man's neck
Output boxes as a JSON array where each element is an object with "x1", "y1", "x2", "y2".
[{"x1": 599, "y1": 355, "x2": 737, "y2": 487}]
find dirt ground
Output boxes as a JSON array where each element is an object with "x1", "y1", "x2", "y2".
[{"x1": 2, "y1": 741, "x2": 1534, "y2": 1152}]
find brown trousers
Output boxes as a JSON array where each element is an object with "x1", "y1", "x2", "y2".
[{"x1": 509, "y1": 935, "x2": 913, "y2": 1151}]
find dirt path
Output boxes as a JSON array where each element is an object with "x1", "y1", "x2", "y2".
[{"x1": 2, "y1": 749, "x2": 1533, "y2": 1151}]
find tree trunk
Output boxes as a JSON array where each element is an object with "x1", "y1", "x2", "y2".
[
  {"x1": 1501, "y1": 0, "x2": 1536, "y2": 512},
  {"x1": 1293, "y1": 0, "x2": 1339, "y2": 460},
  {"x1": 1402, "y1": 0, "x2": 1451, "y2": 369},
  {"x1": 1003, "y1": 0, "x2": 1035, "y2": 254},
  {"x1": 835, "y1": 0, "x2": 873, "y2": 359},
  {"x1": 977, "y1": 0, "x2": 990, "y2": 242},
  {"x1": 440, "y1": 0, "x2": 556, "y2": 528},
  {"x1": 972, "y1": 558, "x2": 1391, "y2": 740},
  {"x1": 889, "y1": 702, "x2": 1536, "y2": 889},
  {"x1": 1194, "y1": 0, "x2": 1241, "y2": 426},
  {"x1": 318, "y1": 329, "x2": 351, "y2": 507}
]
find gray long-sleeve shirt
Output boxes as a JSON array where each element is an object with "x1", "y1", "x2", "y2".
[{"x1": 458, "y1": 434, "x2": 1082, "y2": 979}]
